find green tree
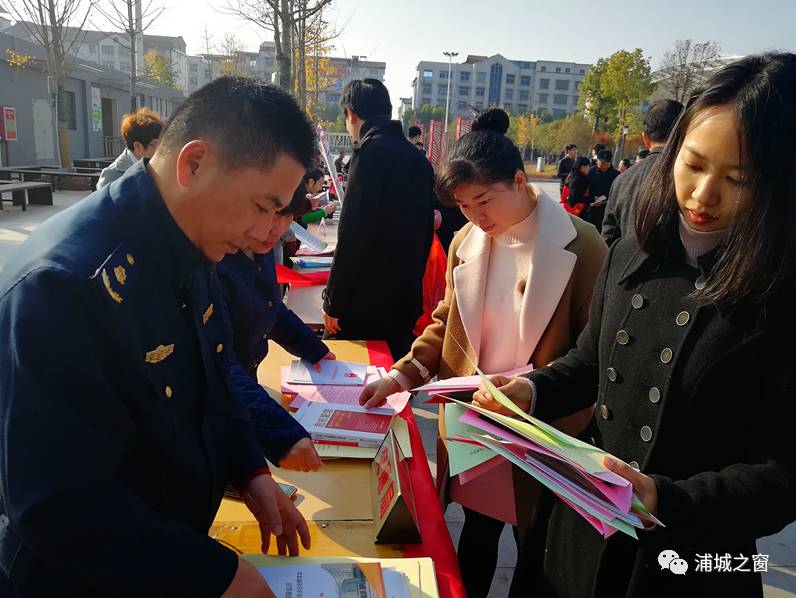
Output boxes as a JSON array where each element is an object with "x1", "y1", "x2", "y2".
[
  {"x1": 577, "y1": 58, "x2": 614, "y2": 132},
  {"x1": 601, "y1": 49, "x2": 654, "y2": 137},
  {"x1": 401, "y1": 104, "x2": 446, "y2": 131},
  {"x1": 144, "y1": 49, "x2": 178, "y2": 88}
]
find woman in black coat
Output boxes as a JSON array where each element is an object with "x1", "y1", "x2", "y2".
[
  {"x1": 474, "y1": 53, "x2": 796, "y2": 598},
  {"x1": 563, "y1": 156, "x2": 592, "y2": 215}
]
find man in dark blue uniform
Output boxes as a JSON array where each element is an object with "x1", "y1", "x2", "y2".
[{"x1": 0, "y1": 77, "x2": 316, "y2": 596}]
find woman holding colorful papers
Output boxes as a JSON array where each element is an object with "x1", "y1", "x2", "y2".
[
  {"x1": 218, "y1": 184, "x2": 335, "y2": 473},
  {"x1": 477, "y1": 53, "x2": 796, "y2": 598},
  {"x1": 359, "y1": 108, "x2": 608, "y2": 597}
]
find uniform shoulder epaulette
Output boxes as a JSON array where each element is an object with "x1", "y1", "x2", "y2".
[{"x1": 91, "y1": 243, "x2": 139, "y2": 305}]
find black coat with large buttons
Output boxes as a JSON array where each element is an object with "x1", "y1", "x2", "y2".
[{"x1": 522, "y1": 235, "x2": 796, "y2": 598}]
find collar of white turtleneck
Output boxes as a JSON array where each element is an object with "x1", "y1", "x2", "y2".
[{"x1": 678, "y1": 212, "x2": 727, "y2": 268}]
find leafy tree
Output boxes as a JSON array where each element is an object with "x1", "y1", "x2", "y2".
[{"x1": 143, "y1": 49, "x2": 178, "y2": 88}]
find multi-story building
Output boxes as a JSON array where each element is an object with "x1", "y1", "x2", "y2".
[
  {"x1": 316, "y1": 55, "x2": 386, "y2": 106},
  {"x1": 397, "y1": 97, "x2": 413, "y2": 122},
  {"x1": 411, "y1": 54, "x2": 589, "y2": 119}
]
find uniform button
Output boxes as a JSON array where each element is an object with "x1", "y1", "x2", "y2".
[
  {"x1": 262, "y1": 334, "x2": 269, "y2": 340},
  {"x1": 606, "y1": 367, "x2": 619, "y2": 382},
  {"x1": 695, "y1": 276, "x2": 707, "y2": 290},
  {"x1": 216, "y1": 343, "x2": 223, "y2": 353},
  {"x1": 660, "y1": 348, "x2": 673, "y2": 364},
  {"x1": 648, "y1": 386, "x2": 661, "y2": 403},
  {"x1": 628, "y1": 461, "x2": 640, "y2": 470},
  {"x1": 165, "y1": 385, "x2": 173, "y2": 399},
  {"x1": 631, "y1": 294, "x2": 645, "y2": 309},
  {"x1": 267, "y1": 301, "x2": 273, "y2": 308},
  {"x1": 616, "y1": 330, "x2": 630, "y2": 345},
  {"x1": 599, "y1": 404, "x2": 611, "y2": 420},
  {"x1": 676, "y1": 311, "x2": 691, "y2": 326},
  {"x1": 640, "y1": 426, "x2": 653, "y2": 442}
]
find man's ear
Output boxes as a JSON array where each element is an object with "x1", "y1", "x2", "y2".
[
  {"x1": 642, "y1": 131, "x2": 652, "y2": 150},
  {"x1": 175, "y1": 140, "x2": 210, "y2": 188}
]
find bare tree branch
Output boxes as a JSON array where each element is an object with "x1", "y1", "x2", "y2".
[{"x1": 658, "y1": 39, "x2": 722, "y2": 103}]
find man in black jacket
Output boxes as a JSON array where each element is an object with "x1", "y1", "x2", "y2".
[
  {"x1": 584, "y1": 149, "x2": 620, "y2": 232},
  {"x1": 601, "y1": 99, "x2": 684, "y2": 245},
  {"x1": 556, "y1": 143, "x2": 578, "y2": 196},
  {"x1": 323, "y1": 79, "x2": 434, "y2": 358}
]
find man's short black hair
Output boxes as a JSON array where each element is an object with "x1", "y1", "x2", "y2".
[
  {"x1": 597, "y1": 149, "x2": 613, "y2": 162},
  {"x1": 643, "y1": 99, "x2": 684, "y2": 143},
  {"x1": 159, "y1": 76, "x2": 315, "y2": 171},
  {"x1": 340, "y1": 79, "x2": 392, "y2": 120},
  {"x1": 636, "y1": 148, "x2": 651, "y2": 160},
  {"x1": 408, "y1": 125, "x2": 422, "y2": 138},
  {"x1": 592, "y1": 143, "x2": 605, "y2": 154},
  {"x1": 565, "y1": 143, "x2": 577, "y2": 152}
]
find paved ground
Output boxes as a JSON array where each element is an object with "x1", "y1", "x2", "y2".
[{"x1": 2, "y1": 183, "x2": 795, "y2": 597}]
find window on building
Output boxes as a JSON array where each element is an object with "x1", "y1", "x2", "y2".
[
  {"x1": 520, "y1": 75, "x2": 531, "y2": 86},
  {"x1": 422, "y1": 96, "x2": 431, "y2": 105},
  {"x1": 88, "y1": 43, "x2": 97, "y2": 54},
  {"x1": 460, "y1": 71, "x2": 470, "y2": 81},
  {"x1": 553, "y1": 108, "x2": 567, "y2": 118},
  {"x1": 190, "y1": 63, "x2": 198, "y2": 73},
  {"x1": 555, "y1": 67, "x2": 561, "y2": 73},
  {"x1": 565, "y1": 67, "x2": 571, "y2": 73},
  {"x1": 572, "y1": 95, "x2": 579, "y2": 105},
  {"x1": 519, "y1": 90, "x2": 529, "y2": 101},
  {"x1": 475, "y1": 101, "x2": 484, "y2": 109},
  {"x1": 475, "y1": 87, "x2": 485, "y2": 97},
  {"x1": 579, "y1": 68, "x2": 585, "y2": 74},
  {"x1": 540, "y1": 66, "x2": 546, "y2": 72},
  {"x1": 537, "y1": 93, "x2": 549, "y2": 104},
  {"x1": 504, "y1": 102, "x2": 512, "y2": 110},
  {"x1": 554, "y1": 94, "x2": 568, "y2": 105},
  {"x1": 120, "y1": 63, "x2": 131, "y2": 72},
  {"x1": 102, "y1": 61, "x2": 115, "y2": 69},
  {"x1": 423, "y1": 69, "x2": 433, "y2": 78},
  {"x1": 506, "y1": 74, "x2": 515, "y2": 84},
  {"x1": 63, "y1": 90, "x2": 77, "y2": 130},
  {"x1": 437, "y1": 100, "x2": 447, "y2": 108},
  {"x1": 538, "y1": 78, "x2": 549, "y2": 89},
  {"x1": 476, "y1": 71, "x2": 486, "y2": 83},
  {"x1": 438, "y1": 84, "x2": 448, "y2": 95},
  {"x1": 555, "y1": 79, "x2": 569, "y2": 91},
  {"x1": 205, "y1": 68, "x2": 211, "y2": 78},
  {"x1": 440, "y1": 70, "x2": 449, "y2": 79},
  {"x1": 574, "y1": 81, "x2": 581, "y2": 91},
  {"x1": 101, "y1": 45, "x2": 114, "y2": 56},
  {"x1": 505, "y1": 89, "x2": 514, "y2": 99},
  {"x1": 457, "y1": 100, "x2": 467, "y2": 109},
  {"x1": 459, "y1": 86, "x2": 470, "y2": 96},
  {"x1": 422, "y1": 84, "x2": 432, "y2": 94},
  {"x1": 190, "y1": 76, "x2": 198, "y2": 87},
  {"x1": 518, "y1": 104, "x2": 528, "y2": 112}
]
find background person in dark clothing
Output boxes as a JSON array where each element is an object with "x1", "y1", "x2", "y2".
[
  {"x1": 590, "y1": 142, "x2": 605, "y2": 167},
  {"x1": 334, "y1": 149, "x2": 346, "y2": 174},
  {"x1": 408, "y1": 125, "x2": 423, "y2": 146},
  {"x1": 585, "y1": 148, "x2": 619, "y2": 231},
  {"x1": 563, "y1": 156, "x2": 592, "y2": 213},
  {"x1": 636, "y1": 148, "x2": 650, "y2": 161},
  {"x1": 602, "y1": 99, "x2": 684, "y2": 245},
  {"x1": 322, "y1": 79, "x2": 435, "y2": 359},
  {"x1": 556, "y1": 143, "x2": 578, "y2": 196},
  {"x1": 619, "y1": 158, "x2": 632, "y2": 173}
]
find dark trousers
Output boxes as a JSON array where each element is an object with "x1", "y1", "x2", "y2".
[{"x1": 457, "y1": 507, "x2": 519, "y2": 598}]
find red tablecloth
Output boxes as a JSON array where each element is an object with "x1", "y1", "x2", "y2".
[{"x1": 366, "y1": 341, "x2": 465, "y2": 598}]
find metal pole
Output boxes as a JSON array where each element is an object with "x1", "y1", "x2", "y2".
[{"x1": 443, "y1": 51, "x2": 458, "y2": 139}]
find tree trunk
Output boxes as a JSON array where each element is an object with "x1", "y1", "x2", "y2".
[
  {"x1": 47, "y1": 0, "x2": 71, "y2": 168},
  {"x1": 128, "y1": 0, "x2": 137, "y2": 114}
]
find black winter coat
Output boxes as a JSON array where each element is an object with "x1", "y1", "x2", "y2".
[
  {"x1": 601, "y1": 148, "x2": 662, "y2": 246},
  {"x1": 323, "y1": 116, "x2": 435, "y2": 339},
  {"x1": 521, "y1": 234, "x2": 796, "y2": 598}
]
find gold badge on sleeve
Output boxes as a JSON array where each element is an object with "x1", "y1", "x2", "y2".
[
  {"x1": 145, "y1": 344, "x2": 175, "y2": 364},
  {"x1": 202, "y1": 303, "x2": 214, "y2": 325}
]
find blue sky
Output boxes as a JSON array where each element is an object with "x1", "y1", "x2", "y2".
[{"x1": 151, "y1": 0, "x2": 796, "y2": 115}]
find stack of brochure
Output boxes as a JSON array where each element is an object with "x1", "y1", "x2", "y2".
[
  {"x1": 293, "y1": 401, "x2": 395, "y2": 449},
  {"x1": 432, "y1": 368, "x2": 664, "y2": 539},
  {"x1": 251, "y1": 555, "x2": 439, "y2": 598}
]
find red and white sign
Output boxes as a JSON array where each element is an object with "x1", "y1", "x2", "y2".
[
  {"x1": 455, "y1": 116, "x2": 473, "y2": 140},
  {"x1": 0, "y1": 106, "x2": 17, "y2": 141}
]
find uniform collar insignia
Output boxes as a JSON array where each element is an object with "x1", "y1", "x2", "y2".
[{"x1": 202, "y1": 303, "x2": 214, "y2": 325}]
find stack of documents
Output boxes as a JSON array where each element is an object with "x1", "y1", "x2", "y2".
[
  {"x1": 296, "y1": 242, "x2": 336, "y2": 257},
  {"x1": 289, "y1": 220, "x2": 327, "y2": 253},
  {"x1": 436, "y1": 369, "x2": 663, "y2": 539},
  {"x1": 293, "y1": 402, "x2": 395, "y2": 449},
  {"x1": 250, "y1": 555, "x2": 438, "y2": 598},
  {"x1": 282, "y1": 361, "x2": 413, "y2": 458}
]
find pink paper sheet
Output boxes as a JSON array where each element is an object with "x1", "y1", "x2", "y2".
[{"x1": 280, "y1": 366, "x2": 411, "y2": 413}]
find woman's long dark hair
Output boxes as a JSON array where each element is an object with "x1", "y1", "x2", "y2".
[
  {"x1": 636, "y1": 52, "x2": 796, "y2": 308},
  {"x1": 565, "y1": 156, "x2": 591, "y2": 187}
]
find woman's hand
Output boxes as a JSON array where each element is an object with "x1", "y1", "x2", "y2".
[
  {"x1": 312, "y1": 351, "x2": 336, "y2": 371},
  {"x1": 472, "y1": 375, "x2": 533, "y2": 416},
  {"x1": 359, "y1": 376, "x2": 401, "y2": 409},
  {"x1": 278, "y1": 437, "x2": 323, "y2": 472},
  {"x1": 603, "y1": 457, "x2": 659, "y2": 523}
]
